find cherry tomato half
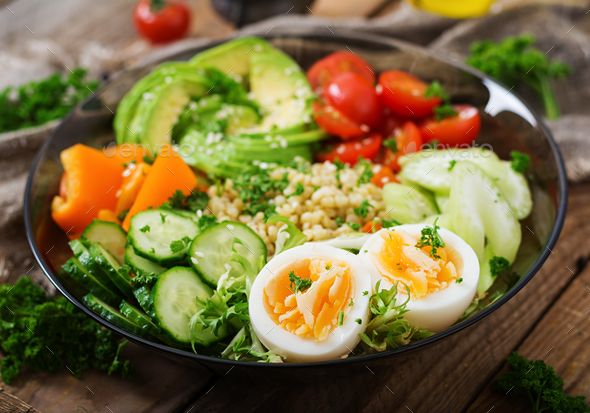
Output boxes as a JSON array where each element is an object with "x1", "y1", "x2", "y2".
[
  {"x1": 307, "y1": 51, "x2": 376, "y2": 92},
  {"x1": 418, "y1": 105, "x2": 481, "y2": 146},
  {"x1": 315, "y1": 133, "x2": 383, "y2": 165},
  {"x1": 377, "y1": 70, "x2": 442, "y2": 118},
  {"x1": 378, "y1": 111, "x2": 408, "y2": 139},
  {"x1": 382, "y1": 121, "x2": 423, "y2": 172},
  {"x1": 370, "y1": 165, "x2": 396, "y2": 188},
  {"x1": 323, "y1": 72, "x2": 382, "y2": 129},
  {"x1": 312, "y1": 100, "x2": 366, "y2": 140},
  {"x1": 134, "y1": 0, "x2": 191, "y2": 44}
]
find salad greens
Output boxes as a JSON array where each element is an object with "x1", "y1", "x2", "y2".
[
  {"x1": 0, "y1": 277, "x2": 131, "y2": 384},
  {"x1": 494, "y1": 353, "x2": 590, "y2": 412},
  {"x1": 0, "y1": 68, "x2": 99, "y2": 133},
  {"x1": 467, "y1": 34, "x2": 571, "y2": 119}
]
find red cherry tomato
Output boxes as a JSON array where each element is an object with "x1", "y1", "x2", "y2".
[
  {"x1": 378, "y1": 111, "x2": 408, "y2": 139},
  {"x1": 418, "y1": 105, "x2": 481, "y2": 146},
  {"x1": 315, "y1": 133, "x2": 383, "y2": 165},
  {"x1": 370, "y1": 165, "x2": 396, "y2": 188},
  {"x1": 323, "y1": 72, "x2": 382, "y2": 129},
  {"x1": 307, "y1": 52, "x2": 376, "y2": 92},
  {"x1": 134, "y1": 0, "x2": 191, "y2": 44},
  {"x1": 382, "y1": 121, "x2": 423, "y2": 172},
  {"x1": 312, "y1": 100, "x2": 365, "y2": 140},
  {"x1": 377, "y1": 70, "x2": 442, "y2": 118}
]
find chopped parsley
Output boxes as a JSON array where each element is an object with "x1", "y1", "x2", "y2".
[
  {"x1": 434, "y1": 103, "x2": 458, "y2": 121},
  {"x1": 197, "y1": 214, "x2": 217, "y2": 232},
  {"x1": 356, "y1": 159, "x2": 374, "y2": 185},
  {"x1": 355, "y1": 318, "x2": 362, "y2": 324},
  {"x1": 325, "y1": 265, "x2": 330, "y2": 270},
  {"x1": 415, "y1": 218, "x2": 446, "y2": 259},
  {"x1": 262, "y1": 205, "x2": 278, "y2": 222},
  {"x1": 288, "y1": 271, "x2": 313, "y2": 294},
  {"x1": 353, "y1": 199, "x2": 373, "y2": 218},
  {"x1": 455, "y1": 278, "x2": 463, "y2": 284},
  {"x1": 287, "y1": 182, "x2": 304, "y2": 198},
  {"x1": 510, "y1": 151, "x2": 531, "y2": 174},
  {"x1": 424, "y1": 80, "x2": 450, "y2": 101},
  {"x1": 160, "y1": 213, "x2": 167, "y2": 223},
  {"x1": 362, "y1": 291, "x2": 369, "y2": 296},
  {"x1": 139, "y1": 225, "x2": 150, "y2": 233},
  {"x1": 170, "y1": 236, "x2": 192, "y2": 253},
  {"x1": 383, "y1": 138, "x2": 398, "y2": 153},
  {"x1": 347, "y1": 222, "x2": 360, "y2": 231},
  {"x1": 233, "y1": 165, "x2": 288, "y2": 216},
  {"x1": 334, "y1": 159, "x2": 345, "y2": 182},
  {"x1": 490, "y1": 256, "x2": 520, "y2": 288},
  {"x1": 349, "y1": 298, "x2": 354, "y2": 307},
  {"x1": 448, "y1": 160, "x2": 457, "y2": 171},
  {"x1": 335, "y1": 216, "x2": 345, "y2": 227},
  {"x1": 338, "y1": 310, "x2": 344, "y2": 326},
  {"x1": 161, "y1": 189, "x2": 210, "y2": 212}
]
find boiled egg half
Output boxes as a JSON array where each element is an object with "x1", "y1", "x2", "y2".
[
  {"x1": 249, "y1": 243, "x2": 372, "y2": 362},
  {"x1": 359, "y1": 224, "x2": 479, "y2": 333}
]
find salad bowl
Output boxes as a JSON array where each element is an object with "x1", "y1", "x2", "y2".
[{"x1": 24, "y1": 27, "x2": 567, "y2": 378}]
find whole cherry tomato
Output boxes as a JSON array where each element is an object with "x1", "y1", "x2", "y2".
[
  {"x1": 134, "y1": 0, "x2": 191, "y2": 44},
  {"x1": 307, "y1": 51, "x2": 375, "y2": 92},
  {"x1": 312, "y1": 100, "x2": 366, "y2": 140}
]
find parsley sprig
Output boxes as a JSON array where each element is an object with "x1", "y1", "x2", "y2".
[
  {"x1": 354, "y1": 199, "x2": 373, "y2": 218},
  {"x1": 288, "y1": 271, "x2": 313, "y2": 294},
  {"x1": 415, "y1": 218, "x2": 446, "y2": 259},
  {"x1": 510, "y1": 151, "x2": 531, "y2": 174}
]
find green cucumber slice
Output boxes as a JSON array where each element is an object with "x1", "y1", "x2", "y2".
[
  {"x1": 91, "y1": 244, "x2": 135, "y2": 300},
  {"x1": 189, "y1": 221, "x2": 267, "y2": 287},
  {"x1": 62, "y1": 258, "x2": 122, "y2": 307},
  {"x1": 133, "y1": 284, "x2": 153, "y2": 313},
  {"x1": 450, "y1": 162, "x2": 521, "y2": 263},
  {"x1": 81, "y1": 220, "x2": 127, "y2": 264},
  {"x1": 70, "y1": 240, "x2": 119, "y2": 292},
  {"x1": 477, "y1": 244, "x2": 496, "y2": 294},
  {"x1": 382, "y1": 183, "x2": 439, "y2": 224},
  {"x1": 83, "y1": 293, "x2": 150, "y2": 339},
  {"x1": 119, "y1": 301, "x2": 171, "y2": 344},
  {"x1": 124, "y1": 243, "x2": 167, "y2": 280},
  {"x1": 128, "y1": 209, "x2": 200, "y2": 265},
  {"x1": 149, "y1": 267, "x2": 213, "y2": 346}
]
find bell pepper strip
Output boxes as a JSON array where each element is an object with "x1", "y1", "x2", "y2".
[
  {"x1": 115, "y1": 162, "x2": 151, "y2": 216},
  {"x1": 122, "y1": 145, "x2": 197, "y2": 230},
  {"x1": 51, "y1": 144, "x2": 125, "y2": 234},
  {"x1": 97, "y1": 210, "x2": 122, "y2": 225},
  {"x1": 104, "y1": 143, "x2": 153, "y2": 166},
  {"x1": 362, "y1": 220, "x2": 383, "y2": 234}
]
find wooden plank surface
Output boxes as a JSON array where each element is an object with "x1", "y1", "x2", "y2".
[{"x1": 0, "y1": 387, "x2": 39, "y2": 413}]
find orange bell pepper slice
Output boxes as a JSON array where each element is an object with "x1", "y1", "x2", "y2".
[
  {"x1": 51, "y1": 144, "x2": 124, "y2": 234},
  {"x1": 103, "y1": 143, "x2": 152, "y2": 166},
  {"x1": 370, "y1": 165, "x2": 397, "y2": 188},
  {"x1": 122, "y1": 145, "x2": 197, "y2": 231},
  {"x1": 116, "y1": 162, "x2": 151, "y2": 215}
]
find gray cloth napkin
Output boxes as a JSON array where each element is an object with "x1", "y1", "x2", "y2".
[{"x1": 1, "y1": 3, "x2": 588, "y2": 287}]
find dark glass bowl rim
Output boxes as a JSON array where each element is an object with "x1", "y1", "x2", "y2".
[{"x1": 24, "y1": 28, "x2": 568, "y2": 371}]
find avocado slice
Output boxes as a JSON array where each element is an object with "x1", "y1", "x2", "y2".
[
  {"x1": 190, "y1": 36, "x2": 273, "y2": 85},
  {"x1": 245, "y1": 49, "x2": 315, "y2": 135}
]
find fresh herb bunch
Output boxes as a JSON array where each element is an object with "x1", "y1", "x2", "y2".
[
  {"x1": 466, "y1": 34, "x2": 571, "y2": 119},
  {"x1": 233, "y1": 165, "x2": 288, "y2": 216},
  {"x1": 415, "y1": 218, "x2": 446, "y2": 259},
  {"x1": 490, "y1": 256, "x2": 519, "y2": 288},
  {"x1": 0, "y1": 277, "x2": 132, "y2": 384},
  {"x1": 162, "y1": 189, "x2": 210, "y2": 212},
  {"x1": 510, "y1": 151, "x2": 531, "y2": 174},
  {"x1": 493, "y1": 352, "x2": 590, "y2": 412},
  {"x1": 359, "y1": 281, "x2": 433, "y2": 352},
  {"x1": 0, "y1": 68, "x2": 99, "y2": 133}
]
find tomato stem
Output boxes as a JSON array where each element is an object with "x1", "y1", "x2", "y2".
[{"x1": 150, "y1": 0, "x2": 167, "y2": 11}]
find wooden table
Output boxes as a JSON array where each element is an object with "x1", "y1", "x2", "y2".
[{"x1": 2, "y1": 0, "x2": 590, "y2": 412}]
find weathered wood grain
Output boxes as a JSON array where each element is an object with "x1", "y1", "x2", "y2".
[
  {"x1": 177, "y1": 183, "x2": 590, "y2": 413},
  {"x1": 3, "y1": 343, "x2": 213, "y2": 413},
  {"x1": 0, "y1": 386, "x2": 39, "y2": 413}
]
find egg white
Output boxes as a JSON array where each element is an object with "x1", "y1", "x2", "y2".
[
  {"x1": 359, "y1": 224, "x2": 479, "y2": 333},
  {"x1": 249, "y1": 243, "x2": 372, "y2": 362}
]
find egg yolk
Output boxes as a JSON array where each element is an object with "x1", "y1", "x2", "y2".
[
  {"x1": 263, "y1": 257, "x2": 354, "y2": 342},
  {"x1": 375, "y1": 230, "x2": 463, "y2": 299}
]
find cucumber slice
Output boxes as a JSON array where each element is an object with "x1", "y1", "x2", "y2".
[
  {"x1": 91, "y1": 244, "x2": 135, "y2": 300},
  {"x1": 477, "y1": 244, "x2": 496, "y2": 294},
  {"x1": 450, "y1": 162, "x2": 521, "y2": 263},
  {"x1": 83, "y1": 293, "x2": 150, "y2": 339},
  {"x1": 128, "y1": 209, "x2": 200, "y2": 265},
  {"x1": 124, "y1": 243, "x2": 167, "y2": 279},
  {"x1": 62, "y1": 258, "x2": 122, "y2": 307},
  {"x1": 382, "y1": 183, "x2": 439, "y2": 224},
  {"x1": 81, "y1": 220, "x2": 127, "y2": 264},
  {"x1": 149, "y1": 267, "x2": 213, "y2": 346},
  {"x1": 398, "y1": 148, "x2": 501, "y2": 194},
  {"x1": 119, "y1": 301, "x2": 171, "y2": 344},
  {"x1": 189, "y1": 221, "x2": 267, "y2": 287},
  {"x1": 70, "y1": 240, "x2": 119, "y2": 292},
  {"x1": 133, "y1": 284, "x2": 153, "y2": 313}
]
